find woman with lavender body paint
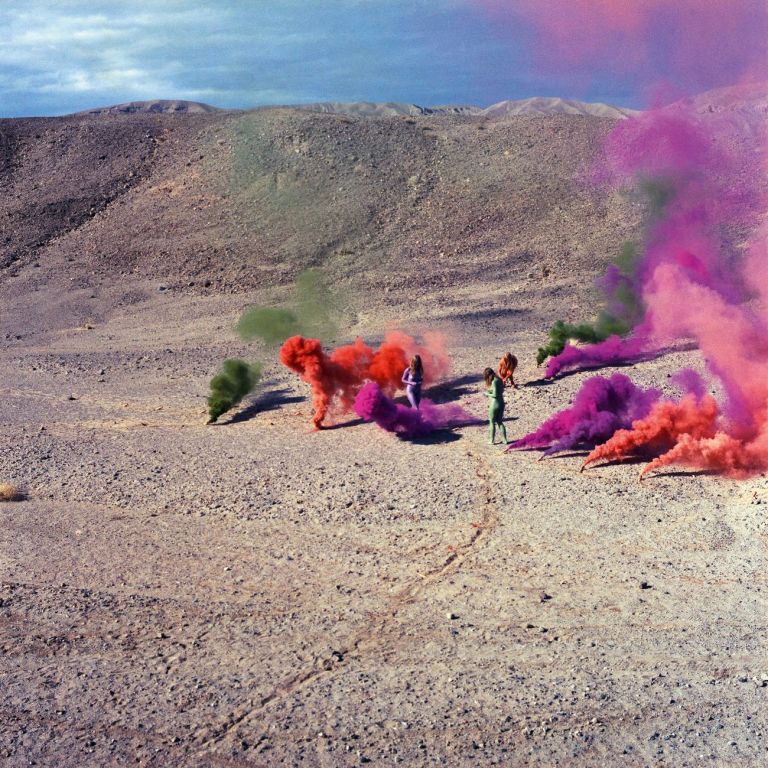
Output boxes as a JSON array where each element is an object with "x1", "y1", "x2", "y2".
[
  {"x1": 402, "y1": 355, "x2": 423, "y2": 409},
  {"x1": 484, "y1": 367, "x2": 508, "y2": 445}
]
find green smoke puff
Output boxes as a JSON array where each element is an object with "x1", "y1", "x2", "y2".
[
  {"x1": 236, "y1": 268, "x2": 339, "y2": 346},
  {"x1": 535, "y1": 177, "x2": 675, "y2": 366},
  {"x1": 637, "y1": 177, "x2": 677, "y2": 220},
  {"x1": 237, "y1": 307, "x2": 301, "y2": 345},
  {"x1": 207, "y1": 359, "x2": 262, "y2": 423}
]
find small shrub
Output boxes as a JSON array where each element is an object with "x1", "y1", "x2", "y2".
[{"x1": 0, "y1": 483, "x2": 26, "y2": 502}]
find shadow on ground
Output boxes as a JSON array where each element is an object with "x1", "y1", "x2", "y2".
[
  {"x1": 227, "y1": 387, "x2": 305, "y2": 424},
  {"x1": 427, "y1": 373, "x2": 479, "y2": 401}
]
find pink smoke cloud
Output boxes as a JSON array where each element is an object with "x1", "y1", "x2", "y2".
[{"x1": 475, "y1": 0, "x2": 768, "y2": 94}]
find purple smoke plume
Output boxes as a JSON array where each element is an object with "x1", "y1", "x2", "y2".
[
  {"x1": 508, "y1": 373, "x2": 662, "y2": 457},
  {"x1": 544, "y1": 334, "x2": 650, "y2": 379},
  {"x1": 353, "y1": 382, "x2": 474, "y2": 439},
  {"x1": 543, "y1": 99, "x2": 766, "y2": 378}
]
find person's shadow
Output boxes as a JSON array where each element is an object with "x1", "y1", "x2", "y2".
[{"x1": 427, "y1": 373, "x2": 480, "y2": 401}]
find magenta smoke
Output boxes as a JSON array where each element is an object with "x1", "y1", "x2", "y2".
[
  {"x1": 508, "y1": 373, "x2": 661, "y2": 457},
  {"x1": 545, "y1": 97, "x2": 766, "y2": 378},
  {"x1": 353, "y1": 382, "x2": 474, "y2": 439}
]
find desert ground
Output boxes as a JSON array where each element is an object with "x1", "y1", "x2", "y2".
[{"x1": 1, "y1": 100, "x2": 766, "y2": 766}]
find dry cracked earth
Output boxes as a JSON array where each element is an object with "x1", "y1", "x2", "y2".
[{"x1": 1, "y1": 100, "x2": 767, "y2": 767}]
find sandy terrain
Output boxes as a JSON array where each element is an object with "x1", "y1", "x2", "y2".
[{"x1": 1, "y1": 102, "x2": 767, "y2": 766}]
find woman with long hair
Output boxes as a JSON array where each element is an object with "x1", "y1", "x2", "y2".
[
  {"x1": 484, "y1": 367, "x2": 508, "y2": 445},
  {"x1": 402, "y1": 354, "x2": 424, "y2": 409},
  {"x1": 498, "y1": 352, "x2": 518, "y2": 388}
]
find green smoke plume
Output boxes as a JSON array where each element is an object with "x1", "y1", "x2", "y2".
[
  {"x1": 536, "y1": 316, "x2": 632, "y2": 367},
  {"x1": 237, "y1": 268, "x2": 339, "y2": 345},
  {"x1": 207, "y1": 359, "x2": 262, "y2": 423},
  {"x1": 236, "y1": 307, "x2": 301, "y2": 345}
]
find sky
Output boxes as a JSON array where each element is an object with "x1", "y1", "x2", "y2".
[{"x1": 0, "y1": 0, "x2": 765, "y2": 118}]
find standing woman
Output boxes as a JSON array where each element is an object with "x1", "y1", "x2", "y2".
[
  {"x1": 498, "y1": 352, "x2": 518, "y2": 388},
  {"x1": 484, "y1": 367, "x2": 508, "y2": 445},
  {"x1": 402, "y1": 354, "x2": 423, "y2": 409}
]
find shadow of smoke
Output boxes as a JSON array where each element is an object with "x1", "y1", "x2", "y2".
[
  {"x1": 541, "y1": 450, "x2": 590, "y2": 460},
  {"x1": 227, "y1": 386, "x2": 305, "y2": 424},
  {"x1": 523, "y1": 377, "x2": 554, "y2": 388},
  {"x1": 586, "y1": 455, "x2": 649, "y2": 469},
  {"x1": 323, "y1": 417, "x2": 366, "y2": 430},
  {"x1": 645, "y1": 468, "x2": 719, "y2": 479},
  {"x1": 450, "y1": 306, "x2": 532, "y2": 323},
  {"x1": 407, "y1": 429, "x2": 463, "y2": 445}
]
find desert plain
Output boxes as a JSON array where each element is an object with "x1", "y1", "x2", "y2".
[{"x1": 1, "y1": 97, "x2": 766, "y2": 766}]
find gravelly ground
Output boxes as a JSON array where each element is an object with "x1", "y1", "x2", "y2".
[{"x1": 2, "y1": 280, "x2": 767, "y2": 767}]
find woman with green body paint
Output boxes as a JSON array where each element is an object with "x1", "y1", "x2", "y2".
[{"x1": 483, "y1": 367, "x2": 508, "y2": 445}]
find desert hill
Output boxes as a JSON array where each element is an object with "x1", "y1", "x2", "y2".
[
  {"x1": 75, "y1": 99, "x2": 222, "y2": 116},
  {"x1": 0, "y1": 103, "x2": 638, "y2": 340},
  {"x1": 480, "y1": 97, "x2": 638, "y2": 119},
  {"x1": 298, "y1": 97, "x2": 639, "y2": 119}
]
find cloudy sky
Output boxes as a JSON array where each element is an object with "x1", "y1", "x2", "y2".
[{"x1": 0, "y1": 0, "x2": 760, "y2": 117}]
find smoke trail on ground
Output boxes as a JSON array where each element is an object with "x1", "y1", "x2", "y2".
[
  {"x1": 508, "y1": 373, "x2": 661, "y2": 457},
  {"x1": 280, "y1": 331, "x2": 451, "y2": 428},
  {"x1": 207, "y1": 359, "x2": 262, "y2": 423},
  {"x1": 353, "y1": 382, "x2": 473, "y2": 439}
]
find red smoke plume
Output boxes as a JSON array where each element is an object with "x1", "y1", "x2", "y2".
[{"x1": 280, "y1": 331, "x2": 451, "y2": 428}]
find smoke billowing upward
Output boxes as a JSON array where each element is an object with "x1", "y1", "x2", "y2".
[
  {"x1": 540, "y1": 98, "x2": 765, "y2": 377},
  {"x1": 207, "y1": 359, "x2": 262, "y2": 423},
  {"x1": 508, "y1": 373, "x2": 661, "y2": 457},
  {"x1": 476, "y1": 1, "x2": 768, "y2": 95},
  {"x1": 237, "y1": 268, "x2": 339, "y2": 346},
  {"x1": 280, "y1": 331, "x2": 451, "y2": 429},
  {"x1": 582, "y1": 393, "x2": 720, "y2": 472},
  {"x1": 353, "y1": 382, "x2": 474, "y2": 439},
  {"x1": 476, "y1": 2, "x2": 768, "y2": 477}
]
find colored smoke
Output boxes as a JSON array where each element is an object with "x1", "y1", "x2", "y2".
[
  {"x1": 508, "y1": 373, "x2": 660, "y2": 457},
  {"x1": 280, "y1": 331, "x2": 451, "y2": 428},
  {"x1": 582, "y1": 393, "x2": 720, "y2": 471},
  {"x1": 536, "y1": 317, "x2": 633, "y2": 369},
  {"x1": 542, "y1": 99, "x2": 765, "y2": 377},
  {"x1": 353, "y1": 382, "x2": 473, "y2": 439},
  {"x1": 476, "y1": 1, "x2": 767, "y2": 95},
  {"x1": 237, "y1": 268, "x2": 339, "y2": 346},
  {"x1": 543, "y1": 333, "x2": 649, "y2": 379},
  {"x1": 207, "y1": 359, "x2": 262, "y2": 423},
  {"x1": 480, "y1": 2, "x2": 768, "y2": 477}
]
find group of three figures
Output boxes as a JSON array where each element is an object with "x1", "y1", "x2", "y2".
[{"x1": 401, "y1": 352, "x2": 518, "y2": 446}]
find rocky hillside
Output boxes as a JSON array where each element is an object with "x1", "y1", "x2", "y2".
[{"x1": 0, "y1": 106, "x2": 638, "y2": 312}]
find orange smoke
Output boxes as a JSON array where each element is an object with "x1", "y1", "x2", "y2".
[
  {"x1": 582, "y1": 393, "x2": 719, "y2": 470},
  {"x1": 641, "y1": 419, "x2": 768, "y2": 479},
  {"x1": 280, "y1": 331, "x2": 451, "y2": 428},
  {"x1": 279, "y1": 336, "x2": 359, "y2": 429}
]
